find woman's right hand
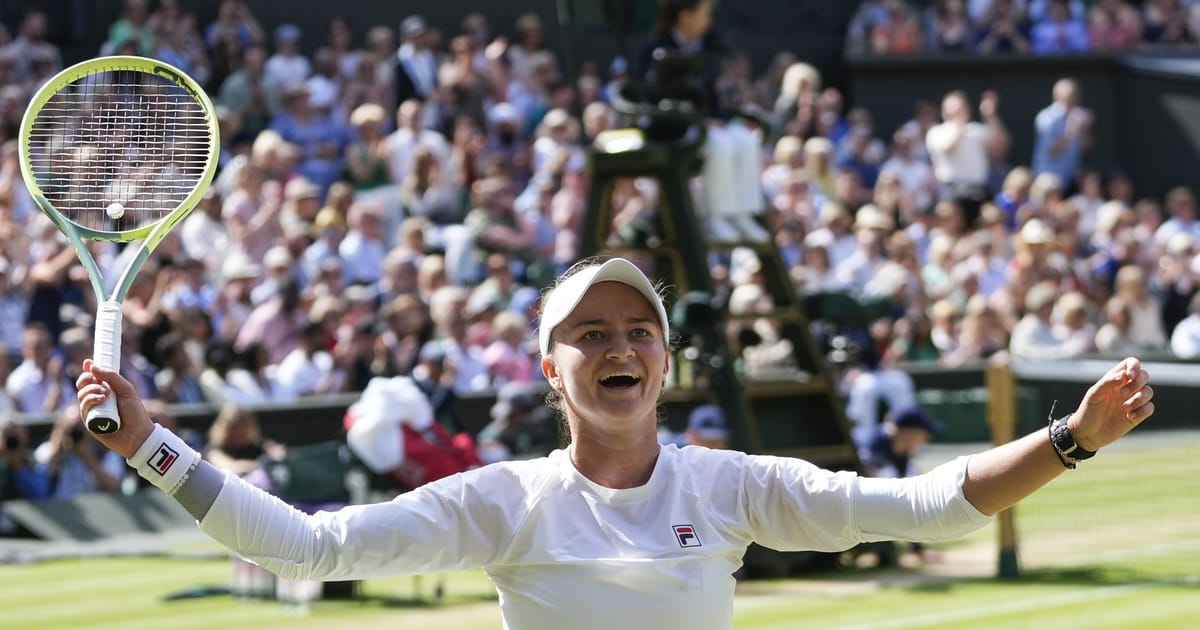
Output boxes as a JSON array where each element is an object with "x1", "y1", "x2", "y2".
[{"x1": 75, "y1": 359, "x2": 156, "y2": 459}]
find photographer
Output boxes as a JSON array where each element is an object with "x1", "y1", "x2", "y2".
[
  {"x1": 33, "y1": 407, "x2": 122, "y2": 500},
  {"x1": 1, "y1": 417, "x2": 51, "y2": 532},
  {"x1": 1, "y1": 421, "x2": 49, "y2": 491}
]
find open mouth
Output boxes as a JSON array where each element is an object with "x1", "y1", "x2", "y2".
[{"x1": 600, "y1": 373, "x2": 642, "y2": 389}]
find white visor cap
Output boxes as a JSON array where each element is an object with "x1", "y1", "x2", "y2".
[{"x1": 538, "y1": 258, "x2": 669, "y2": 356}]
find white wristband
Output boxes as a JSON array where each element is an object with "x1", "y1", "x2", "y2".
[{"x1": 127, "y1": 424, "x2": 201, "y2": 495}]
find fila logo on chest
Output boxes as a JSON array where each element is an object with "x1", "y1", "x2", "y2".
[{"x1": 672, "y1": 524, "x2": 702, "y2": 548}]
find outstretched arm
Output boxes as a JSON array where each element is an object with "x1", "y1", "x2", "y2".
[{"x1": 962, "y1": 357, "x2": 1154, "y2": 516}]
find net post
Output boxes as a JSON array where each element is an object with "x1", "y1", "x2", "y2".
[{"x1": 986, "y1": 354, "x2": 1020, "y2": 579}]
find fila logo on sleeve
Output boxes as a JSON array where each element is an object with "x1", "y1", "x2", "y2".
[
  {"x1": 673, "y1": 524, "x2": 702, "y2": 548},
  {"x1": 150, "y1": 442, "x2": 180, "y2": 476}
]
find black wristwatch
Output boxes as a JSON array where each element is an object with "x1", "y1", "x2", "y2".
[{"x1": 1048, "y1": 410, "x2": 1095, "y2": 470}]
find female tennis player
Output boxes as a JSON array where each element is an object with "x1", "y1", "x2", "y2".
[{"x1": 77, "y1": 257, "x2": 1154, "y2": 630}]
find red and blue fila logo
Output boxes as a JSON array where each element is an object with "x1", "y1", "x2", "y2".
[
  {"x1": 673, "y1": 524, "x2": 701, "y2": 548},
  {"x1": 150, "y1": 443, "x2": 179, "y2": 476}
]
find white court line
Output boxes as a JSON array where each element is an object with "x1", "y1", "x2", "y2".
[{"x1": 824, "y1": 584, "x2": 1146, "y2": 630}]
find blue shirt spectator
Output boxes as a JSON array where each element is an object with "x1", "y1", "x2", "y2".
[
  {"x1": 1032, "y1": 78, "x2": 1091, "y2": 188},
  {"x1": 1030, "y1": 0, "x2": 1091, "y2": 53}
]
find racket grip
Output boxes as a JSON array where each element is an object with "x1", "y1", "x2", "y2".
[{"x1": 87, "y1": 301, "x2": 123, "y2": 435}]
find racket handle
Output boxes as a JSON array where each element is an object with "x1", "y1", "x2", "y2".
[{"x1": 87, "y1": 301, "x2": 123, "y2": 435}]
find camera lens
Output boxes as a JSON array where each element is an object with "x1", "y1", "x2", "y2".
[{"x1": 3, "y1": 435, "x2": 19, "y2": 451}]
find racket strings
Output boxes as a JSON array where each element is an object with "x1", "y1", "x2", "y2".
[{"x1": 26, "y1": 68, "x2": 212, "y2": 232}]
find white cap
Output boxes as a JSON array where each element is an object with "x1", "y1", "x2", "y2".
[{"x1": 538, "y1": 258, "x2": 668, "y2": 356}]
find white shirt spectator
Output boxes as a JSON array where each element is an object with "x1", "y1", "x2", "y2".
[
  {"x1": 926, "y1": 120, "x2": 990, "y2": 189},
  {"x1": 6, "y1": 360, "x2": 70, "y2": 413},
  {"x1": 274, "y1": 347, "x2": 338, "y2": 398},
  {"x1": 879, "y1": 153, "x2": 936, "y2": 211},
  {"x1": 264, "y1": 53, "x2": 311, "y2": 91},
  {"x1": 179, "y1": 207, "x2": 230, "y2": 270},
  {"x1": 1009, "y1": 313, "x2": 1070, "y2": 360},
  {"x1": 385, "y1": 126, "x2": 449, "y2": 184},
  {"x1": 339, "y1": 230, "x2": 387, "y2": 285},
  {"x1": 1170, "y1": 295, "x2": 1200, "y2": 359}
]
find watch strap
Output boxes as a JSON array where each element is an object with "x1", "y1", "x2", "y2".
[{"x1": 1048, "y1": 406, "x2": 1095, "y2": 470}]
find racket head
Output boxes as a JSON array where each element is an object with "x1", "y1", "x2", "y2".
[{"x1": 18, "y1": 56, "x2": 219, "y2": 245}]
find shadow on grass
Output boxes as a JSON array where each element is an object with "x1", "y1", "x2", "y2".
[
  {"x1": 359, "y1": 591, "x2": 499, "y2": 609},
  {"x1": 896, "y1": 566, "x2": 1200, "y2": 593}
]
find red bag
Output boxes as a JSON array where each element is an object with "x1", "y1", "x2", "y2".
[
  {"x1": 344, "y1": 410, "x2": 481, "y2": 490},
  {"x1": 393, "y1": 422, "x2": 483, "y2": 490}
]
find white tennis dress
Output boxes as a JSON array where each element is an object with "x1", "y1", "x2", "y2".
[{"x1": 189, "y1": 443, "x2": 989, "y2": 630}]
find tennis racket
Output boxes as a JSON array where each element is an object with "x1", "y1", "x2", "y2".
[{"x1": 18, "y1": 56, "x2": 219, "y2": 435}]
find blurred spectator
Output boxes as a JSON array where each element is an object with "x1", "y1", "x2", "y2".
[
  {"x1": 974, "y1": 0, "x2": 1033, "y2": 53},
  {"x1": 1010, "y1": 282, "x2": 1073, "y2": 358},
  {"x1": 685, "y1": 404, "x2": 731, "y2": 449},
  {"x1": 837, "y1": 204, "x2": 893, "y2": 288},
  {"x1": 1031, "y1": 0, "x2": 1091, "y2": 53},
  {"x1": 270, "y1": 84, "x2": 350, "y2": 194},
  {"x1": 1113, "y1": 264, "x2": 1168, "y2": 349},
  {"x1": 1153, "y1": 186, "x2": 1200, "y2": 253},
  {"x1": 1088, "y1": 0, "x2": 1143, "y2": 51},
  {"x1": 1032, "y1": 78, "x2": 1092, "y2": 192},
  {"x1": 427, "y1": 286, "x2": 490, "y2": 392},
  {"x1": 1170, "y1": 292, "x2": 1200, "y2": 358},
  {"x1": 6, "y1": 322, "x2": 73, "y2": 414},
  {"x1": 205, "y1": 0, "x2": 264, "y2": 51},
  {"x1": 880, "y1": 128, "x2": 937, "y2": 214},
  {"x1": 1051, "y1": 291, "x2": 1097, "y2": 356},
  {"x1": 1095, "y1": 296, "x2": 1142, "y2": 355},
  {"x1": 926, "y1": 90, "x2": 1006, "y2": 226},
  {"x1": 438, "y1": 34, "x2": 491, "y2": 127},
  {"x1": 843, "y1": 333, "x2": 918, "y2": 456},
  {"x1": 847, "y1": 1, "x2": 892, "y2": 54},
  {"x1": 275, "y1": 319, "x2": 342, "y2": 398},
  {"x1": 1142, "y1": 0, "x2": 1194, "y2": 45},
  {"x1": 925, "y1": 0, "x2": 973, "y2": 52},
  {"x1": 118, "y1": 324, "x2": 158, "y2": 400},
  {"x1": 33, "y1": 407, "x2": 122, "y2": 499},
  {"x1": 0, "y1": 414, "x2": 44, "y2": 529},
  {"x1": 394, "y1": 16, "x2": 439, "y2": 114},
  {"x1": 481, "y1": 310, "x2": 535, "y2": 386},
  {"x1": 153, "y1": 331, "x2": 207, "y2": 404},
  {"x1": 218, "y1": 44, "x2": 278, "y2": 139},
  {"x1": 223, "y1": 160, "x2": 282, "y2": 263},
  {"x1": 466, "y1": 175, "x2": 537, "y2": 266},
  {"x1": 862, "y1": 406, "x2": 942, "y2": 478},
  {"x1": 0, "y1": 416, "x2": 51, "y2": 509},
  {"x1": 340, "y1": 202, "x2": 388, "y2": 285},
  {"x1": 264, "y1": 23, "x2": 311, "y2": 90},
  {"x1": 0, "y1": 256, "x2": 29, "y2": 361},
  {"x1": 153, "y1": 9, "x2": 211, "y2": 86},
  {"x1": 237, "y1": 277, "x2": 305, "y2": 364},
  {"x1": 411, "y1": 339, "x2": 461, "y2": 431},
  {"x1": 386, "y1": 99, "x2": 450, "y2": 187},
  {"x1": 204, "y1": 403, "x2": 283, "y2": 489},
  {"x1": 3, "y1": 9, "x2": 62, "y2": 83},
  {"x1": 344, "y1": 103, "x2": 392, "y2": 191},
  {"x1": 477, "y1": 381, "x2": 555, "y2": 463},
  {"x1": 870, "y1": 0, "x2": 923, "y2": 55},
  {"x1": 180, "y1": 190, "x2": 230, "y2": 271}
]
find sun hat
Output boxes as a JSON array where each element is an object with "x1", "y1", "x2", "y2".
[{"x1": 538, "y1": 258, "x2": 668, "y2": 356}]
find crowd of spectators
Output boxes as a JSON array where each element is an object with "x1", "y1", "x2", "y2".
[
  {"x1": 1, "y1": 0, "x2": 1200, "y2": 509},
  {"x1": 849, "y1": 0, "x2": 1200, "y2": 55}
]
